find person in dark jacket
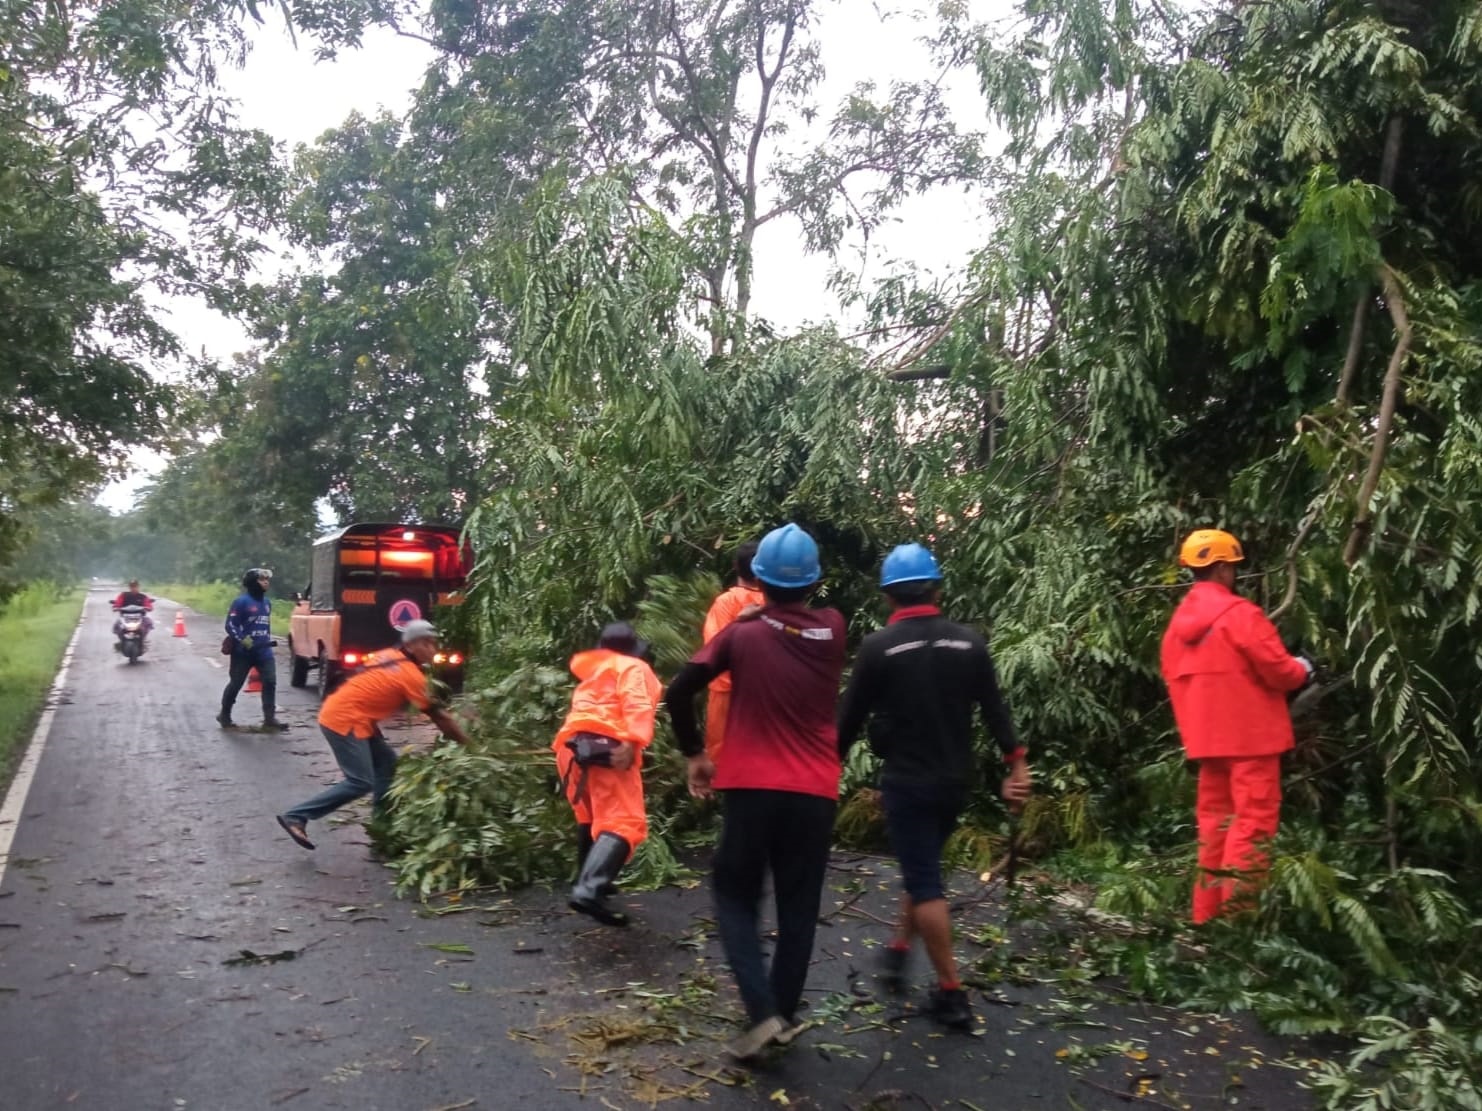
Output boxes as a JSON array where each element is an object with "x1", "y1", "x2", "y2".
[
  {"x1": 666, "y1": 524, "x2": 846, "y2": 1061},
  {"x1": 836, "y1": 543, "x2": 1032, "y2": 1031},
  {"x1": 1161, "y1": 529, "x2": 1311, "y2": 923},
  {"x1": 219, "y1": 567, "x2": 288, "y2": 731}
]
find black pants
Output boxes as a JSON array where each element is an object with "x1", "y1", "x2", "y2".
[
  {"x1": 221, "y1": 650, "x2": 276, "y2": 722},
  {"x1": 713, "y1": 788, "x2": 836, "y2": 1025}
]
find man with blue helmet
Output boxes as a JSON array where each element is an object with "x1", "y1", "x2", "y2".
[
  {"x1": 666, "y1": 523, "x2": 846, "y2": 1061},
  {"x1": 837, "y1": 543, "x2": 1032, "y2": 1031}
]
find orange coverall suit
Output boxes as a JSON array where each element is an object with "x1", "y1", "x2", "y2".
[
  {"x1": 701, "y1": 584, "x2": 765, "y2": 764},
  {"x1": 553, "y1": 649, "x2": 663, "y2": 856},
  {"x1": 1160, "y1": 581, "x2": 1310, "y2": 923}
]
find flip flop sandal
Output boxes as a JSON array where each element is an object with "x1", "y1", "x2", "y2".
[{"x1": 276, "y1": 815, "x2": 315, "y2": 850}]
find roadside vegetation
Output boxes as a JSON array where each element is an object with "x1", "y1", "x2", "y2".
[
  {"x1": 153, "y1": 582, "x2": 291, "y2": 637},
  {"x1": 0, "y1": 585, "x2": 84, "y2": 792}
]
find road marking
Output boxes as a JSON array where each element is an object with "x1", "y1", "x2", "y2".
[
  {"x1": 206, "y1": 658, "x2": 221, "y2": 669},
  {"x1": 0, "y1": 596, "x2": 88, "y2": 888}
]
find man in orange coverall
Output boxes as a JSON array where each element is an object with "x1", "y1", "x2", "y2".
[
  {"x1": 1161, "y1": 529, "x2": 1313, "y2": 924},
  {"x1": 554, "y1": 621, "x2": 663, "y2": 927},
  {"x1": 701, "y1": 540, "x2": 764, "y2": 764}
]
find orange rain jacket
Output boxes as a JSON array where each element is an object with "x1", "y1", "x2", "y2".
[
  {"x1": 702, "y1": 585, "x2": 766, "y2": 695},
  {"x1": 553, "y1": 648, "x2": 663, "y2": 851},
  {"x1": 1160, "y1": 581, "x2": 1309, "y2": 760}
]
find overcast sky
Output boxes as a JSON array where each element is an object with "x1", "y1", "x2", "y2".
[{"x1": 100, "y1": 1, "x2": 1011, "y2": 511}]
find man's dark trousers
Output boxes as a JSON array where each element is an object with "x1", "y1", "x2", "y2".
[{"x1": 712, "y1": 788, "x2": 836, "y2": 1025}]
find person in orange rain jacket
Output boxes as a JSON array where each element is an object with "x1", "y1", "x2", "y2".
[
  {"x1": 1160, "y1": 529, "x2": 1313, "y2": 924},
  {"x1": 554, "y1": 621, "x2": 663, "y2": 927},
  {"x1": 701, "y1": 540, "x2": 764, "y2": 765}
]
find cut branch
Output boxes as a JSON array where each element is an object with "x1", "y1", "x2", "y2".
[{"x1": 1343, "y1": 266, "x2": 1412, "y2": 565}]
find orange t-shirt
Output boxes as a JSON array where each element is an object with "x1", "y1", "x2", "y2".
[
  {"x1": 319, "y1": 654, "x2": 433, "y2": 739},
  {"x1": 702, "y1": 585, "x2": 765, "y2": 693}
]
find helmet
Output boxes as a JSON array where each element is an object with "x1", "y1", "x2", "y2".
[
  {"x1": 399, "y1": 619, "x2": 440, "y2": 645},
  {"x1": 880, "y1": 543, "x2": 942, "y2": 587},
  {"x1": 1178, "y1": 529, "x2": 1245, "y2": 568},
  {"x1": 599, "y1": 621, "x2": 650, "y2": 659},
  {"x1": 751, "y1": 524, "x2": 821, "y2": 588}
]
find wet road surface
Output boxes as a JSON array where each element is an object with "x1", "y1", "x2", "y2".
[{"x1": 0, "y1": 589, "x2": 1317, "y2": 1110}]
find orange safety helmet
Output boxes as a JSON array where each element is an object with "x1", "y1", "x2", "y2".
[{"x1": 1178, "y1": 528, "x2": 1245, "y2": 568}]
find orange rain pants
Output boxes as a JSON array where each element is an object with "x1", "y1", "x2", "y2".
[
  {"x1": 556, "y1": 745, "x2": 648, "y2": 855},
  {"x1": 1193, "y1": 755, "x2": 1282, "y2": 924}
]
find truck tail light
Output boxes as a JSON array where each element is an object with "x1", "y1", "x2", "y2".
[
  {"x1": 448, "y1": 653, "x2": 463, "y2": 665},
  {"x1": 343, "y1": 652, "x2": 361, "y2": 666}
]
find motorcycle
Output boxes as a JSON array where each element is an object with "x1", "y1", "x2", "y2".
[{"x1": 115, "y1": 605, "x2": 149, "y2": 663}]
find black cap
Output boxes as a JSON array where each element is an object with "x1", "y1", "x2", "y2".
[{"x1": 599, "y1": 621, "x2": 649, "y2": 659}]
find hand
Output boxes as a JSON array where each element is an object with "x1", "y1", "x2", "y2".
[
  {"x1": 1001, "y1": 759, "x2": 1032, "y2": 812},
  {"x1": 609, "y1": 741, "x2": 637, "y2": 771},
  {"x1": 1295, "y1": 655, "x2": 1316, "y2": 686},
  {"x1": 686, "y1": 754, "x2": 716, "y2": 799},
  {"x1": 239, "y1": 637, "x2": 255, "y2": 652},
  {"x1": 736, "y1": 604, "x2": 763, "y2": 622}
]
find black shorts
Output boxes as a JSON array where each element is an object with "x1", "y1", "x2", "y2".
[{"x1": 881, "y1": 778, "x2": 967, "y2": 903}]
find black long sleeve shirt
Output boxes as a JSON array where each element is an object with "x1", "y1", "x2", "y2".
[{"x1": 836, "y1": 611, "x2": 1022, "y2": 787}]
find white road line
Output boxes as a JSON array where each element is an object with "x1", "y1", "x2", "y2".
[{"x1": 0, "y1": 596, "x2": 88, "y2": 888}]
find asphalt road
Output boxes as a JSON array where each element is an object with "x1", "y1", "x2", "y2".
[{"x1": 0, "y1": 587, "x2": 1318, "y2": 1111}]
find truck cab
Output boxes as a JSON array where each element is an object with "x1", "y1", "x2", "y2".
[{"x1": 288, "y1": 523, "x2": 471, "y2": 697}]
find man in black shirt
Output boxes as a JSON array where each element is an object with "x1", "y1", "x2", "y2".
[{"x1": 836, "y1": 543, "x2": 1031, "y2": 1030}]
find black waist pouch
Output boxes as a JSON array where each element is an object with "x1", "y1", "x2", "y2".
[{"x1": 565, "y1": 731, "x2": 625, "y2": 767}]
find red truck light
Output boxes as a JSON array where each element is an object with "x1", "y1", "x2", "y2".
[{"x1": 343, "y1": 651, "x2": 361, "y2": 666}]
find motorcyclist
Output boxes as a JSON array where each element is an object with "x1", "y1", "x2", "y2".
[{"x1": 111, "y1": 580, "x2": 155, "y2": 642}]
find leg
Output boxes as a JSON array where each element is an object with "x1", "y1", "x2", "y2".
[
  {"x1": 220, "y1": 652, "x2": 252, "y2": 722},
  {"x1": 257, "y1": 653, "x2": 279, "y2": 722},
  {"x1": 282, "y1": 727, "x2": 376, "y2": 825},
  {"x1": 1193, "y1": 759, "x2": 1235, "y2": 924},
  {"x1": 766, "y1": 792, "x2": 836, "y2": 1023},
  {"x1": 883, "y1": 780, "x2": 965, "y2": 993},
  {"x1": 585, "y1": 764, "x2": 648, "y2": 850},
  {"x1": 1222, "y1": 755, "x2": 1283, "y2": 915},
  {"x1": 704, "y1": 689, "x2": 730, "y2": 765},
  {"x1": 367, "y1": 732, "x2": 399, "y2": 814},
  {"x1": 713, "y1": 790, "x2": 778, "y2": 1025}
]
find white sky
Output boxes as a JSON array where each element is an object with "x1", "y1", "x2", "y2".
[{"x1": 99, "y1": 0, "x2": 1012, "y2": 511}]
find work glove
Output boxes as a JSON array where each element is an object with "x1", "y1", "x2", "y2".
[{"x1": 239, "y1": 637, "x2": 255, "y2": 652}]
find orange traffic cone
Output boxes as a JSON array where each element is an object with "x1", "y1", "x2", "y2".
[
  {"x1": 173, "y1": 611, "x2": 187, "y2": 637},
  {"x1": 246, "y1": 668, "x2": 263, "y2": 693}
]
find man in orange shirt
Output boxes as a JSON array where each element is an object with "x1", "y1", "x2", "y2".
[
  {"x1": 554, "y1": 622, "x2": 664, "y2": 927},
  {"x1": 701, "y1": 541, "x2": 764, "y2": 764},
  {"x1": 275, "y1": 620, "x2": 469, "y2": 850}
]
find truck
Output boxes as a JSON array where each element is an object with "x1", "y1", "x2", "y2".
[{"x1": 288, "y1": 522, "x2": 472, "y2": 697}]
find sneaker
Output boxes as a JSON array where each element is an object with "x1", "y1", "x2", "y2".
[
  {"x1": 215, "y1": 711, "x2": 235, "y2": 729},
  {"x1": 724, "y1": 1015, "x2": 787, "y2": 1061},
  {"x1": 774, "y1": 1018, "x2": 812, "y2": 1046},
  {"x1": 925, "y1": 986, "x2": 974, "y2": 1031},
  {"x1": 878, "y1": 945, "x2": 911, "y2": 995}
]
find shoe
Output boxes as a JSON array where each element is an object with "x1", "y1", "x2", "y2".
[
  {"x1": 276, "y1": 815, "x2": 315, "y2": 851},
  {"x1": 774, "y1": 1018, "x2": 811, "y2": 1046},
  {"x1": 262, "y1": 719, "x2": 290, "y2": 732},
  {"x1": 879, "y1": 944, "x2": 911, "y2": 995},
  {"x1": 569, "y1": 832, "x2": 631, "y2": 927},
  {"x1": 725, "y1": 1015, "x2": 786, "y2": 1061},
  {"x1": 215, "y1": 711, "x2": 235, "y2": 729},
  {"x1": 924, "y1": 986, "x2": 974, "y2": 1030}
]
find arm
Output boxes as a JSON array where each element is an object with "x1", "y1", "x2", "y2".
[
  {"x1": 665, "y1": 662, "x2": 717, "y2": 758},
  {"x1": 224, "y1": 599, "x2": 250, "y2": 644},
  {"x1": 1230, "y1": 605, "x2": 1310, "y2": 692},
  {"x1": 976, "y1": 645, "x2": 1031, "y2": 807},
  {"x1": 836, "y1": 644, "x2": 880, "y2": 759},
  {"x1": 426, "y1": 706, "x2": 470, "y2": 746}
]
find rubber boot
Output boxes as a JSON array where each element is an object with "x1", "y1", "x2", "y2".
[
  {"x1": 576, "y1": 824, "x2": 594, "y2": 876},
  {"x1": 569, "y1": 832, "x2": 630, "y2": 927}
]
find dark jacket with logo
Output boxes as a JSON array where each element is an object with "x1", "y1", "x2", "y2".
[{"x1": 836, "y1": 610, "x2": 1020, "y2": 787}]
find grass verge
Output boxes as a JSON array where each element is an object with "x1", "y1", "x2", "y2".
[
  {"x1": 154, "y1": 582, "x2": 290, "y2": 636},
  {"x1": 0, "y1": 584, "x2": 85, "y2": 794}
]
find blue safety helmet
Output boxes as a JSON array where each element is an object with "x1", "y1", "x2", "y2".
[
  {"x1": 880, "y1": 543, "x2": 942, "y2": 587},
  {"x1": 751, "y1": 524, "x2": 822, "y2": 588}
]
